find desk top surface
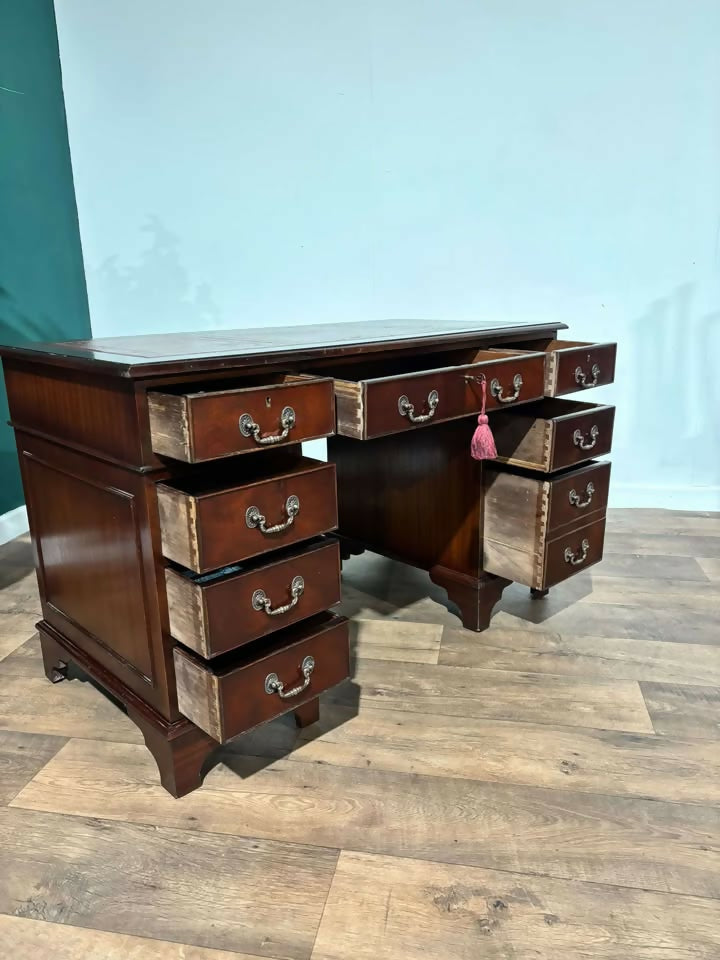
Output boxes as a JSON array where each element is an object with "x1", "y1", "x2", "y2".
[{"x1": 1, "y1": 317, "x2": 565, "y2": 379}]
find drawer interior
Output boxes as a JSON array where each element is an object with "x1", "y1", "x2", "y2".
[
  {"x1": 312, "y1": 347, "x2": 529, "y2": 385},
  {"x1": 149, "y1": 371, "x2": 320, "y2": 397},
  {"x1": 493, "y1": 397, "x2": 600, "y2": 422},
  {"x1": 166, "y1": 534, "x2": 333, "y2": 585},
  {"x1": 157, "y1": 448, "x2": 306, "y2": 499},
  {"x1": 492, "y1": 338, "x2": 596, "y2": 354},
  {"x1": 180, "y1": 610, "x2": 342, "y2": 676}
]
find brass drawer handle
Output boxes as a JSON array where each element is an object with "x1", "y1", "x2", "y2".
[
  {"x1": 398, "y1": 389, "x2": 439, "y2": 423},
  {"x1": 575, "y1": 363, "x2": 600, "y2": 389},
  {"x1": 490, "y1": 373, "x2": 523, "y2": 404},
  {"x1": 252, "y1": 575, "x2": 304, "y2": 616},
  {"x1": 573, "y1": 425, "x2": 599, "y2": 450},
  {"x1": 246, "y1": 495, "x2": 300, "y2": 534},
  {"x1": 564, "y1": 538, "x2": 590, "y2": 566},
  {"x1": 569, "y1": 481, "x2": 595, "y2": 508},
  {"x1": 239, "y1": 405, "x2": 296, "y2": 445},
  {"x1": 265, "y1": 655, "x2": 315, "y2": 699}
]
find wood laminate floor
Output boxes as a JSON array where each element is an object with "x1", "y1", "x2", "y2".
[{"x1": 1, "y1": 508, "x2": 719, "y2": 959}]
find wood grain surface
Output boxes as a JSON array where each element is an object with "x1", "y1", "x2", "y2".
[{"x1": 1, "y1": 510, "x2": 719, "y2": 959}]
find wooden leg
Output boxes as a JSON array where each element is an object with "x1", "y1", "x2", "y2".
[
  {"x1": 338, "y1": 536, "x2": 366, "y2": 568},
  {"x1": 127, "y1": 707, "x2": 219, "y2": 798},
  {"x1": 294, "y1": 697, "x2": 320, "y2": 728},
  {"x1": 430, "y1": 565, "x2": 510, "y2": 632},
  {"x1": 530, "y1": 587, "x2": 549, "y2": 599},
  {"x1": 37, "y1": 621, "x2": 218, "y2": 798},
  {"x1": 40, "y1": 629, "x2": 69, "y2": 683}
]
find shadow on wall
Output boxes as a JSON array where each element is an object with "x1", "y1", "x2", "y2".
[
  {"x1": 618, "y1": 282, "x2": 720, "y2": 494},
  {"x1": 88, "y1": 215, "x2": 223, "y2": 334}
]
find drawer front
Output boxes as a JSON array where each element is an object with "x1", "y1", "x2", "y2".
[
  {"x1": 547, "y1": 460, "x2": 611, "y2": 532},
  {"x1": 551, "y1": 404, "x2": 615, "y2": 471},
  {"x1": 173, "y1": 613, "x2": 350, "y2": 741},
  {"x1": 482, "y1": 461, "x2": 610, "y2": 588},
  {"x1": 546, "y1": 341, "x2": 617, "y2": 397},
  {"x1": 157, "y1": 459, "x2": 338, "y2": 573},
  {"x1": 149, "y1": 375, "x2": 335, "y2": 463},
  {"x1": 491, "y1": 399, "x2": 615, "y2": 472},
  {"x1": 166, "y1": 538, "x2": 342, "y2": 658},
  {"x1": 542, "y1": 515, "x2": 607, "y2": 589},
  {"x1": 336, "y1": 352, "x2": 546, "y2": 440}
]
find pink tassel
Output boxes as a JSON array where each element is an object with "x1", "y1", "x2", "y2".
[
  {"x1": 469, "y1": 375, "x2": 497, "y2": 460},
  {"x1": 471, "y1": 413, "x2": 497, "y2": 459}
]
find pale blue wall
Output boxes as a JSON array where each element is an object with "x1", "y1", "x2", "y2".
[{"x1": 55, "y1": 0, "x2": 720, "y2": 507}]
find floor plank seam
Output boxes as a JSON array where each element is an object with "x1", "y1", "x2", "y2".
[
  {"x1": 0, "y1": 915, "x2": 275, "y2": 960},
  {"x1": 219, "y1": 748, "x2": 720, "y2": 809},
  {"x1": 334, "y1": 697, "x2": 656, "y2": 735},
  {"x1": 307, "y1": 848, "x2": 343, "y2": 959},
  {"x1": 6, "y1": 802, "x2": 720, "y2": 902}
]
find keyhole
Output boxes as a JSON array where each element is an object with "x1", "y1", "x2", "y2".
[{"x1": 265, "y1": 396, "x2": 272, "y2": 407}]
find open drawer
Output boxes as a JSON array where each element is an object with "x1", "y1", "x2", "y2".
[
  {"x1": 166, "y1": 537, "x2": 341, "y2": 658},
  {"x1": 173, "y1": 612, "x2": 350, "y2": 742},
  {"x1": 483, "y1": 461, "x2": 610, "y2": 589},
  {"x1": 491, "y1": 339, "x2": 616, "y2": 397},
  {"x1": 319, "y1": 348, "x2": 546, "y2": 440},
  {"x1": 156, "y1": 455, "x2": 338, "y2": 573},
  {"x1": 491, "y1": 398, "x2": 615, "y2": 472},
  {"x1": 148, "y1": 373, "x2": 335, "y2": 462}
]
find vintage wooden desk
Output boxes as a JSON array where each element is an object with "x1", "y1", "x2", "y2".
[{"x1": 0, "y1": 320, "x2": 616, "y2": 795}]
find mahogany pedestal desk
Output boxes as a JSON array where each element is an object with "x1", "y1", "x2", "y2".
[{"x1": 0, "y1": 320, "x2": 616, "y2": 796}]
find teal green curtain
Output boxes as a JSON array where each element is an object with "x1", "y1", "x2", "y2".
[{"x1": 0, "y1": 0, "x2": 90, "y2": 515}]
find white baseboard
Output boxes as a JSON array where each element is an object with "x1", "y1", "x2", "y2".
[
  {"x1": 609, "y1": 484, "x2": 720, "y2": 511},
  {"x1": 0, "y1": 504, "x2": 29, "y2": 546}
]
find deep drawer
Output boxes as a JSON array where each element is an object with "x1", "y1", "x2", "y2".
[
  {"x1": 157, "y1": 456, "x2": 338, "y2": 573},
  {"x1": 491, "y1": 339, "x2": 616, "y2": 397},
  {"x1": 320, "y1": 347, "x2": 546, "y2": 439},
  {"x1": 173, "y1": 612, "x2": 350, "y2": 742},
  {"x1": 483, "y1": 461, "x2": 610, "y2": 589},
  {"x1": 148, "y1": 373, "x2": 335, "y2": 463},
  {"x1": 490, "y1": 398, "x2": 615, "y2": 472},
  {"x1": 165, "y1": 538, "x2": 342, "y2": 658}
]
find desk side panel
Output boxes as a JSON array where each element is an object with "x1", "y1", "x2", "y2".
[
  {"x1": 3, "y1": 359, "x2": 150, "y2": 468},
  {"x1": 16, "y1": 432, "x2": 178, "y2": 720}
]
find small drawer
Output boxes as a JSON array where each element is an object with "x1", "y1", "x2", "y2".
[
  {"x1": 148, "y1": 373, "x2": 335, "y2": 463},
  {"x1": 322, "y1": 347, "x2": 546, "y2": 439},
  {"x1": 491, "y1": 398, "x2": 615, "y2": 472},
  {"x1": 166, "y1": 538, "x2": 341, "y2": 658},
  {"x1": 483, "y1": 462, "x2": 610, "y2": 590},
  {"x1": 542, "y1": 340, "x2": 616, "y2": 397},
  {"x1": 157, "y1": 456, "x2": 338, "y2": 573},
  {"x1": 491, "y1": 339, "x2": 617, "y2": 396},
  {"x1": 546, "y1": 460, "x2": 611, "y2": 531},
  {"x1": 173, "y1": 612, "x2": 350, "y2": 742},
  {"x1": 542, "y1": 516, "x2": 607, "y2": 589}
]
